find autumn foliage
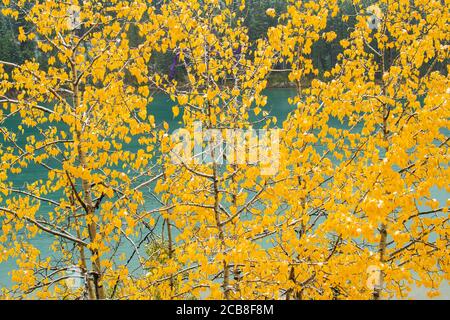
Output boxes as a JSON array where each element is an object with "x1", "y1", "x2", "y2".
[{"x1": 0, "y1": 0, "x2": 449, "y2": 300}]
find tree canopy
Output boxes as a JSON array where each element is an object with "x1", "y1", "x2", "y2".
[{"x1": 0, "y1": 0, "x2": 448, "y2": 300}]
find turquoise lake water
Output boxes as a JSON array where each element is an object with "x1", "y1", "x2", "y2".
[{"x1": 0, "y1": 88, "x2": 448, "y2": 299}]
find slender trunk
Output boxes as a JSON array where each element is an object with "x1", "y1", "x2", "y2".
[
  {"x1": 74, "y1": 205, "x2": 95, "y2": 299},
  {"x1": 231, "y1": 164, "x2": 241, "y2": 297},
  {"x1": 78, "y1": 238, "x2": 95, "y2": 299},
  {"x1": 286, "y1": 266, "x2": 295, "y2": 300},
  {"x1": 373, "y1": 43, "x2": 389, "y2": 298},
  {"x1": 203, "y1": 30, "x2": 229, "y2": 298},
  {"x1": 70, "y1": 193, "x2": 95, "y2": 299},
  {"x1": 373, "y1": 223, "x2": 387, "y2": 300},
  {"x1": 372, "y1": 26, "x2": 390, "y2": 299},
  {"x1": 166, "y1": 217, "x2": 175, "y2": 293},
  {"x1": 76, "y1": 131, "x2": 106, "y2": 299},
  {"x1": 373, "y1": 117, "x2": 389, "y2": 300},
  {"x1": 213, "y1": 163, "x2": 230, "y2": 299},
  {"x1": 71, "y1": 58, "x2": 105, "y2": 300}
]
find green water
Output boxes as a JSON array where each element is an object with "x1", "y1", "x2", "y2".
[{"x1": 0, "y1": 88, "x2": 448, "y2": 299}]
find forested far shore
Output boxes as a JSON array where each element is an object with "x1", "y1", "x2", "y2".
[{"x1": 2, "y1": 0, "x2": 446, "y2": 87}]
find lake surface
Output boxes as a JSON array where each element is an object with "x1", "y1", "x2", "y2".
[{"x1": 0, "y1": 88, "x2": 448, "y2": 299}]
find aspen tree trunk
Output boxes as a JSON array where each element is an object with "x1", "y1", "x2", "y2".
[
  {"x1": 77, "y1": 230, "x2": 95, "y2": 299},
  {"x1": 206, "y1": 95, "x2": 229, "y2": 299},
  {"x1": 166, "y1": 217, "x2": 175, "y2": 293},
  {"x1": 71, "y1": 60, "x2": 106, "y2": 300},
  {"x1": 212, "y1": 162, "x2": 230, "y2": 299},
  {"x1": 373, "y1": 32, "x2": 390, "y2": 298},
  {"x1": 231, "y1": 163, "x2": 241, "y2": 297},
  {"x1": 373, "y1": 100, "x2": 389, "y2": 301},
  {"x1": 71, "y1": 194, "x2": 95, "y2": 299},
  {"x1": 286, "y1": 266, "x2": 295, "y2": 300},
  {"x1": 74, "y1": 113, "x2": 106, "y2": 300},
  {"x1": 373, "y1": 112, "x2": 389, "y2": 300},
  {"x1": 203, "y1": 28, "x2": 229, "y2": 298},
  {"x1": 373, "y1": 223, "x2": 387, "y2": 300},
  {"x1": 67, "y1": 6, "x2": 104, "y2": 299},
  {"x1": 162, "y1": 167, "x2": 175, "y2": 295}
]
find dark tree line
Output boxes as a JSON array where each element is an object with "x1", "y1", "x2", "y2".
[{"x1": 0, "y1": 0, "x2": 446, "y2": 86}]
